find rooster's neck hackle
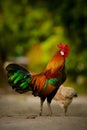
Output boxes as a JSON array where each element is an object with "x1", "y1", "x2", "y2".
[
  {"x1": 52, "y1": 50, "x2": 65, "y2": 64},
  {"x1": 45, "y1": 50, "x2": 65, "y2": 75}
]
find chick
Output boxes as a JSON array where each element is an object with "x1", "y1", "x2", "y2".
[{"x1": 54, "y1": 85, "x2": 77, "y2": 115}]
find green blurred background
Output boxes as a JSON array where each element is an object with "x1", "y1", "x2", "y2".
[{"x1": 0, "y1": 0, "x2": 87, "y2": 94}]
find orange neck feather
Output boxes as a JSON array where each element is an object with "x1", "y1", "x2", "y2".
[{"x1": 45, "y1": 51, "x2": 65, "y2": 74}]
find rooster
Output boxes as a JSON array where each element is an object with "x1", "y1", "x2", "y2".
[
  {"x1": 54, "y1": 85, "x2": 77, "y2": 115},
  {"x1": 6, "y1": 43, "x2": 70, "y2": 116}
]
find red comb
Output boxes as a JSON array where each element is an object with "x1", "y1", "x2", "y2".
[
  {"x1": 64, "y1": 44, "x2": 70, "y2": 52},
  {"x1": 58, "y1": 43, "x2": 70, "y2": 52}
]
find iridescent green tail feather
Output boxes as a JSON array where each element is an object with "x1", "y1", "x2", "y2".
[{"x1": 6, "y1": 63, "x2": 32, "y2": 93}]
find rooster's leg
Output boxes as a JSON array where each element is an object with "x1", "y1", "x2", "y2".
[
  {"x1": 39, "y1": 98, "x2": 45, "y2": 116},
  {"x1": 47, "y1": 101, "x2": 52, "y2": 116}
]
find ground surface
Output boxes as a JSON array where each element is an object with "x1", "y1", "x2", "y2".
[{"x1": 0, "y1": 94, "x2": 87, "y2": 130}]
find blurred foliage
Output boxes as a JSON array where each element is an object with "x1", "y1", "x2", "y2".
[
  {"x1": 26, "y1": 26, "x2": 69, "y2": 72},
  {"x1": 0, "y1": 0, "x2": 87, "y2": 93}
]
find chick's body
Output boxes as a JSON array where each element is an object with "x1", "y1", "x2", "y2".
[{"x1": 54, "y1": 85, "x2": 77, "y2": 115}]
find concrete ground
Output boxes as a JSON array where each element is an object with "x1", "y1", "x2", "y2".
[{"x1": 0, "y1": 94, "x2": 87, "y2": 130}]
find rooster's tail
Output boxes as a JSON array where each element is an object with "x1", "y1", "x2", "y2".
[{"x1": 6, "y1": 63, "x2": 33, "y2": 94}]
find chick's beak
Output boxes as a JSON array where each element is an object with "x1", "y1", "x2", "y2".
[{"x1": 74, "y1": 93, "x2": 78, "y2": 97}]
